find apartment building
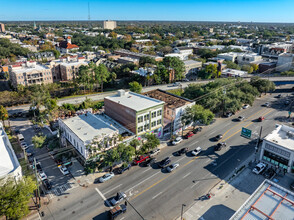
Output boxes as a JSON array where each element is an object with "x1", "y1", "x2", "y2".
[
  {"x1": 104, "y1": 90, "x2": 165, "y2": 138},
  {"x1": 114, "y1": 49, "x2": 163, "y2": 62},
  {"x1": 9, "y1": 61, "x2": 53, "y2": 88},
  {"x1": 103, "y1": 20, "x2": 117, "y2": 30},
  {"x1": 217, "y1": 52, "x2": 262, "y2": 65},
  {"x1": 276, "y1": 53, "x2": 294, "y2": 72},
  {"x1": 0, "y1": 23, "x2": 5, "y2": 32},
  {"x1": 59, "y1": 58, "x2": 88, "y2": 81},
  {"x1": 183, "y1": 60, "x2": 202, "y2": 75}
]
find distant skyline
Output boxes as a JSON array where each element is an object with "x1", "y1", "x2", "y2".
[{"x1": 1, "y1": 0, "x2": 294, "y2": 23}]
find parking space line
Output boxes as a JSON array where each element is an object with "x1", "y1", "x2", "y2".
[
  {"x1": 142, "y1": 167, "x2": 151, "y2": 173},
  {"x1": 183, "y1": 172, "x2": 191, "y2": 179},
  {"x1": 95, "y1": 188, "x2": 113, "y2": 208},
  {"x1": 152, "y1": 191, "x2": 162, "y2": 199},
  {"x1": 104, "y1": 184, "x2": 122, "y2": 195}
]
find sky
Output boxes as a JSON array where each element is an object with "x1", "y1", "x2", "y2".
[{"x1": 1, "y1": 0, "x2": 294, "y2": 23}]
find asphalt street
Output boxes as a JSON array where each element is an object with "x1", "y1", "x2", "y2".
[{"x1": 40, "y1": 89, "x2": 294, "y2": 220}]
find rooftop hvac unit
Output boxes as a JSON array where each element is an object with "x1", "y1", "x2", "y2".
[
  {"x1": 286, "y1": 131, "x2": 294, "y2": 138},
  {"x1": 117, "y1": 89, "x2": 126, "y2": 97}
]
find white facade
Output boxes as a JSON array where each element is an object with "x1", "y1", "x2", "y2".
[
  {"x1": 103, "y1": 20, "x2": 117, "y2": 30},
  {"x1": 217, "y1": 52, "x2": 238, "y2": 62},
  {"x1": 173, "y1": 102, "x2": 195, "y2": 134},
  {"x1": 221, "y1": 68, "x2": 247, "y2": 77},
  {"x1": 165, "y1": 53, "x2": 187, "y2": 61},
  {"x1": 276, "y1": 53, "x2": 294, "y2": 72},
  {"x1": 0, "y1": 123, "x2": 22, "y2": 181},
  {"x1": 259, "y1": 124, "x2": 294, "y2": 174},
  {"x1": 236, "y1": 53, "x2": 262, "y2": 65}
]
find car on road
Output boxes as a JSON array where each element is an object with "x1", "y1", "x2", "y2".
[
  {"x1": 118, "y1": 164, "x2": 131, "y2": 174},
  {"x1": 133, "y1": 155, "x2": 150, "y2": 165},
  {"x1": 39, "y1": 171, "x2": 47, "y2": 181},
  {"x1": 20, "y1": 142, "x2": 29, "y2": 150},
  {"x1": 263, "y1": 102, "x2": 270, "y2": 107},
  {"x1": 214, "y1": 142, "x2": 226, "y2": 151},
  {"x1": 43, "y1": 179, "x2": 52, "y2": 190},
  {"x1": 243, "y1": 104, "x2": 250, "y2": 109},
  {"x1": 58, "y1": 165, "x2": 69, "y2": 175},
  {"x1": 276, "y1": 94, "x2": 282, "y2": 98},
  {"x1": 166, "y1": 163, "x2": 179, "y2": 172},
  {"x1": 184, "y1": 131, "x2": 194, "y2": 139},
  {"x1": 252, "y1": 162, "x2": 266, "y2": 174},
  {"x1": 158, "y1": 157, "x2": 171, "y2": 168},
  {"x1": 173, "y1": 82, "x2": 181, "y2": 87},
  {"x1": 149, "y1": 149, "x2": 160, "y2": 157},
  {"x1": 172, "y1": 137, "x2": 183, "y2": 145},
  {"x1": 237, "y1": 116, "x2": 245, "y2": 121},
  {"x1": 99, "y1": 172, "x2": 115, "y2": 183},
  {"x1": 191, "y1": 147, "x2": 202, "y2": 156},
  {"x1": 193, "y1": 127, "x2": 202, "y2": 134},
  {"x1": 214, "y1": 134, "x2": 223, "y2": 141},
  {"x1": 176, "y1": 147, "x2": 189, "y2": 156},
  {"x1": 110, "y1": 192, "x2": 127, "y2": 206},
  {"x1": 31, "y1": 162, "x2": 42, "y2": 172},
  {"x1": 258, "y1": 116, "x2": 265, "y2": 122},
  {"x1": 109, "y1": 204, "x2": 127, "y2": 219},
  {"x1": 143, "y1": 158, "x2": 156, "y2": 167}
]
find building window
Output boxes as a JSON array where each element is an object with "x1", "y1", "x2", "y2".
[
  {"x1": 157, "y1": 110, "x2": 162, "y2": 116},
  {"x1": 138, "y1": 116, "x2": 143, "y2": 123},
  {"x1": 138, "y1": 126, "x2": 143, "y2": 133},
  {"x1": 144, "y1": 124, "x2": 149, "y2": 131},
  {"x1": 167, "y1": 110, "x2": 169, "y2": 115},
  {"x1": 152, "y1": 112, "x2": 156, "y2": 118},
  {"x1": 144, "y1": 114, "x2": 149, "y2": 121},
  {"x1": 157, "y1": 119, "x2": 162, "y2": 125},
  {"x1": 151, "y1": 121, "x2": 156, "y2": 127}
]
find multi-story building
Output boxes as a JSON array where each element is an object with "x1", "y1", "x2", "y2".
[
  {"x1": 183, "y1": 60, "x2": 202, "y2": 75},
  {"x1": 217, "y1": 52, "x2": 238, "y2": 62},
  {"x1": 103, "y1": 20, "x2": 117, "y2": 30},
  {"x1": 9, "y1": 61, "x2": 53, "y2": 88},
  {"x1": 57, "y1": 36, "x2": 79, "y2": 54},
  {"x1": 114, "y1": 49, "x2": 163, "y2": 62},
  {"x1": 217, "y1": 52, "x2": 262, "y2": 65},
  {"x1": 258, "y1": 42, "x2": 293, "y2": 59},
  {"x1": 276, "y1": 53, "x2": 294, "y2": 72},
  {"x1": 0, "y1": 23, "x2": 5, "y2": 32},
  {"x1": 0, "y1": 122, "x2": 22, "y2": 181},
  {"x1": 59, "y1": 113, "x2": 119, "y2": 164},
  {"x1": 259, "y1": 124, "x2": 294, "y2": 174},
  {"x1": 104, "y1": 90, "x2": 165, "y2": 138},
  {"x1": 143, "y1": 89, "x2": 195, "y2": 135},
  {"x1": 59, "y1": 58, "x2": 88, "y2": 81},
  {"x1": 27, "y1": 52, "x2": 55, "y2": 62}
]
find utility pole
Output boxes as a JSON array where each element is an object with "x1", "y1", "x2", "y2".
[
  {"x1": 33, "y1": 158, "x2": 41, "y2": 209},
  {"x1": 181, "y1": 204, "x2": 186, "y2": 220},
  {"x1": 222, "y1": 88, "x2": 226, "y2": 116},
  {"x1": 255, "y1": 126, "x2": 263, "y2": 153},
  {"x1": 125, "y1": 198, "x2": 145, "y2": 220}
]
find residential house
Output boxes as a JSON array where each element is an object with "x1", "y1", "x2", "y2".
[{"x1": 57, "y1": 36, "x2": 79, "y2": 54}]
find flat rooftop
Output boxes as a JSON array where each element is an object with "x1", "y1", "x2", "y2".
[
  {"x1": 60, "y1": 61, "x2": 88, "y2": 67},
  {"x1": 61, "y1": 113, "x2": 118, "y2": 144},
  {"x1": 12, "y1": 64, "x2": 50, "y2": 74},
  {"x1": 230, "y1": 179, "x2": 294, "y2": 220},
  {"x1": 183, "y1": 60, "x2": 202, "y2": 66},
  {"x1": 264, "y1": 124, "x2": 294, "y2": 151},
  {"x1": 105, "y1": 90, "x2": 164, "y2": 112}
]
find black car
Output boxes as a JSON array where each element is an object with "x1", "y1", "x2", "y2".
[
  {"x1": 277, "y1": 94, "x2": 282, "y2": 98},
  {"x1": 118, "y1": 164, "x2": 131, "y2": 174},
  {"x1": 215, "y1": 134, "x2": 223, "y2": 141},
  {"x1": 263, "y1": 168, "x2": 275, "y2": 179},
  {"x1": 144, "y1": 158, "x2": 156, "y2": 167},
  {"x1": 214, "y1": 142, "x2": 226, "y2": 151},
  {"x1": 193, "y1": 127, "x2": 202, "y2": 134},
  {"x1": 177, "y1": 147, "x2": 189, "y2": 156},
  {"x1": 158, "y1": 157, "x2": 171, "y2": 168},
  {"x1": 25, "y1": 148, "x2": 34, "y2": 157},
  {"x1": 43, "y1": 179, "x2": 52, "y2": 190}
]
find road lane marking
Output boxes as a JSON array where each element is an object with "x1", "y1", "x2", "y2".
[
  {"x1": 142, "y1": 167, "x2": 151, "y2": 173},
  {"x1": 126, "y1": 171, "x2": 160, "y2": 193},
  {"x1": 183, "y1": 172, "x2": 191, "y2": 179},
  {"x1": 95, "y1": 187, "x2": 113, "y2": 208},
  {"x1": 103, "y1": 184, "x2": 122, "y2": 195},
  {"x1": 152, "y1": 192, "x2": 163, "y2": 199},
  {"x1": 174, "y1": 156, "x2": 187, "y2": 163}
]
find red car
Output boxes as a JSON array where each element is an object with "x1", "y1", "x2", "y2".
[
  {"x1": 133, "y1": 155, "x2": 149, "y2": 165},
  {"x1": 258, "y1": 116, "x2": 265, "y2": 122},
  {"x1": 185, "y1": 131, "x2": 194, "y2": 139}
]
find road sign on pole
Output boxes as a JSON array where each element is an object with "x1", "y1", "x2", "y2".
[{"x1": 241, "y1": 127, "x2": 252, "y2": 138}]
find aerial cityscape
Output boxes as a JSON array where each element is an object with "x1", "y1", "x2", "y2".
[{"x1": 1, "y1": 1, "x2": 294, "y2": 220}]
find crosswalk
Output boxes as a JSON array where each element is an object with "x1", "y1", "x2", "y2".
[{"x1": 47, "y1": 182, "x2": 79, "y2": 199}]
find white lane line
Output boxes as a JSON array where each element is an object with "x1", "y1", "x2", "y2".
[
  {"x1": 209, "y1": 130, "x2": 217, "y2": 135},
  {"x1": 174, "y1": 156, "x2": 186, "y2": 163},
  {"x1": 142, "y1": 167, "x2": 151, "y2": 173},
  {"x1": 104, "y1": 184, "x2": 122, "y2": 195},
  {"x1": 126, "y1": 171, "x2": 160, "y2": 193},
  {"x1": 205, "y1": 159, "x2": 211, "y2": 163},
  {"x1": 152, "y1": 192, "x2": 163, "y2": 200},
  {"x1": 95, "y1": 188, "x2": 113, "y2": 208},
  {"x1": 183, "y1": 172, "x2": 191, "y2": 179}
]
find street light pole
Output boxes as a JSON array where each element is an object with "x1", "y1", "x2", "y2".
[{"x1": 181, "y1": 204, "x2": 186, "y2": 220}]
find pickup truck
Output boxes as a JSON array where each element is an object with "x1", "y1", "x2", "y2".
[
  {"x1": 133, "y1": 155, "x2": 149, "y2": 165},
  {"x1": 109, "y1": 204, "x2": 127, "y2": 219}
]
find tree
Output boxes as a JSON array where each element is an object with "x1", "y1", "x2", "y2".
[
  {"x1": 0, "y1": 177, "x2": 37, "y2": 220},
  {"x1": 109, "y1": 31, "x2": 117, "y2": 38},
  {"x1": 141, "y1": 134, "x2": 160, "y2": 153},
  {"x1": 250, "y1": 63, "x2": 259, "y2": 73},
  {"x1": 129, "y1": 81, "x2": 142, "y2": 93},
  {"x1": 0, "y1": 105, "x2": 8, "y2": 126},
  {"x1": 224, "y1": 61, "x2": 241, "y2": 70},
  {"x1": 32, "y1": 135, "x2": 46, "y2": 148},
  {"x1": 95, "y1": 64, "x2": 110, "y2": 92},
  {"x1": 139, "y1": 56, "x2": 157, "y2": 67},
  {"x1": 241, "y1": 65, "x2": 253, "y2": 74},
  {"x1": 117, "y1": 143, "x2": 136, "y2": 163},
  {"x1": 162, "y1": 57, "x2": 185, "y2": 80},
  {"x1": 250, "y1": 77, "x2": 275, "y2": 94}
]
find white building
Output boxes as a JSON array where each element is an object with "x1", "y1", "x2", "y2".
[
  {"x1": 236, "y1": 53, "x2": 262, "y2": 65},
  {"x1": 133, "y1": 67, "x2": 155, "y2": 77},
  {"x1": 0, "y1": 122, "x2": 22, "y2": 181},
  {"x1": 221, "y1": 68, "x2": 247, "y2": 77},
  {"x1": 58, "y1": 113, "x2": 119, "y2": 163},
  {"x1": 276, "y1": 53, "x2": 294, "y2": 72},
  {"x1": 217, "y1": 52, "x2": 239, "y2": 62},
  {"x1": 103, "y1": 20, "x2": 117, "y2": 30},
  {"x1": 259, "y1": 124, "x2": 294, "y2": 174},
  {"x1": 183, "y1": 60, "x2": 202, "y2": 75},
  {"x1": 165, "y1": 53, "x2": 186, "y2": 61}
]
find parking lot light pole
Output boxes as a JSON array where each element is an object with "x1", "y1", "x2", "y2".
[{"x1": 181, "y1": 204, "x2": 186, "y2": 220}]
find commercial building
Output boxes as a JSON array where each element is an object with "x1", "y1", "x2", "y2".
[
  {"x1": 183, "y1": 60, "x2": 202, "y2": 75},
  {"x1": 276, "y1": 53, "x2": 294, "y2": 72},
  {"x1": 114, "y1": 49, "x2": 163, "y2": 62},
  {"x1": 259, "y1": 62, "x2": 277, "y2": 74},
  {"x1": 58, "y1": 113, "x2": 119, "y2": 163},
  {"x1": 217, "y1": 52, "x2": 238, "y2": 62},
  {"x1": 230, "y1": 179, "x2": 294, "y2": 220},
  {"x1": 9, "y1": 61, "x2": 53, "y2": 88},
  {"x1": 0, "y1": 23, "x2": 5, "y2": 32},
  {"x1": 259, "y1": 124, "x2": 294, "y2": 174},
  {"x1": 0, "y1": 122, "x2": 22, "y2": 181},
  {"x1": 104, "y1": 90, "x2": 165, "y2": 138},
  {"x1": 143, "y1": 89, "x2": 195, "y2": 135},
  {"x1": 103, "y1": 20, "x2": 117, "y2": 30},
  {"x1": 221, "y1": 68, "x2": 247, "y2": 77},
  {"x1": 258, "y1": 42, "x2": 293, "y2": 58},
  {"x1": 217, "y1": 52, "x2": 262, "y2": 65},
  {"x1": 117, "y1": 57, "x2": 139, "y2": 65}
]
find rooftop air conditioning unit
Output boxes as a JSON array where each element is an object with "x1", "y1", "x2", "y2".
[{"x1": 287, "y1": 131, "x2": 294, "y2": 138}]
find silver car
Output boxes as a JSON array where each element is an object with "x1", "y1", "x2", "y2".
[
  {"x1": 166, "y1": 163, "x2": 179, "y2": 173},
  {"x1": 99, "y1": 172, "x2": 114, "y2": 183}
]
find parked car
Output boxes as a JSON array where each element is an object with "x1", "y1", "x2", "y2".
[
  {"x1": 20, "y1": 142, "x2": 29, "y2": 150},
  {"x1": 214, "y1": 142, "x2": 226, "y2": 151},
  {"x1": 149, "y1": 149, "x2": 160, "y2": 157},
  {"x1": 263, "y1": 167, "x2": 275, "y2": 179},
  {"x1": 193, "y1": 127, "x2": 202, "y2": 134},
  {"x1": 214, "y1": 134, "x2": 223, "y2": 141},
  {"x1": 133, "y1": 155, "x2": 150, "y2": 165},
  {"x1": 158, "y1": 157, "x2": 171, "y2": 168},
  {"x1": 184, "y1": 131, "x2": 194, "y2": 139},
  {"x1": 173, "y1": 82, "x2": 181, "y2": 87},
  {"x1": 110, "y1": 192, "x2": 127, "y2": 206},
  {"x1": 118, "y1": 164, "x2": 131, "y2": 174},
  {"x1": 25, "y1": 148, "x2": 34, "y2": 157},
  {"x1": 176, "y1": 147, "x2": 189, "y2": 156},
  {"x1": 39, "y1": 171, "x2": 48, "y2": 181},
  {"x1": 285, "y1": 100, "x2": 290, "y2": 105},
  {"x1": 224, "y1": 112, "x2": 233, "y2": 118},
  {"x1": 99, "y1": 172, "x2": 115, "y2": 183},
  {"x1": 109, "y1": 204, "x2": 127, "y2": 219},
  {"x1": 191, "y1": 147, "x2": 202, "y2": 156},
  {"x1": 276, "y1": 94, "x2": 282, "y2": 98},
  {"x1": 258, "y1": 116, "x2": 265, "y2": 122},
  {"x1": 31, "y1": 162, "x2": 42, "y2": 172},
  {"x1": 166, "y1": 163, "x2": 179, "y2": 172},
  {"x1": 183, "y1": 78, "x2": 189, "y2": 82},
  {"x1": 43, "y1": 179, "x2": 52, "y2": 190},
  {"x1": 263, "y1": 102, "x2": 270, "y2": 107},
  {"x1": 143, "y1": 158, "x2": 156, "y2": 167},
  {"x1": 252, "y1": 162, "x2": 266, "y2": 174},
  {"x1": 243, "y1": 104, "x2": 250, "y2": 109},
  {"x1": 237, "y1": 116, "x2": 245, "y2": 121},
  {"x1": 172, "y1": 137, "x2": 183, "y2": 145},
  {"x1": 58, "y1": 165, "x2": 69, "y2": 175}
]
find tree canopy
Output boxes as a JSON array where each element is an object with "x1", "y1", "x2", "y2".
[{"x1": 129, "y1": 81, "x2": 143, "y2": 93}]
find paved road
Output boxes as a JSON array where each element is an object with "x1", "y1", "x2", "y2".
[{"x1": 40, "y1": 90, "x2": 293, "y2": 220}]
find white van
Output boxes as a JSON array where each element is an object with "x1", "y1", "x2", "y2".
[{"x1": 17, "y1": 134, "x2": 25, "y2": 142}]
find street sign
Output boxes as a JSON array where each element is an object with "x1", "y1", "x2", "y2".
[{"x1": 241, "y1": 127, "x2": 252, "y2": 138}]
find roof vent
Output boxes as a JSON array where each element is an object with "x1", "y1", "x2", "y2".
[
  {"x1": 117, "y1": 89, "x2": 126, "y2": 97},
  {"x1": 286, "y1": 131, "x2": 294, "y2": 138}
]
